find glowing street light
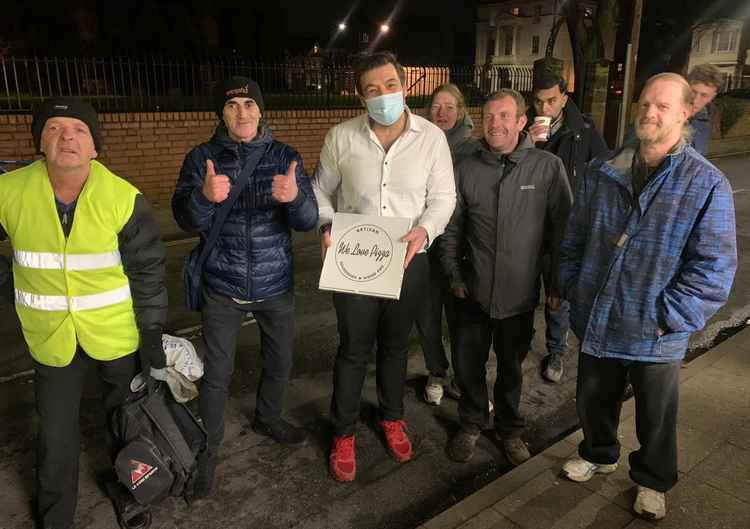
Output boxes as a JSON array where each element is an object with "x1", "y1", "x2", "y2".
[
  {"x1": 380, "y1": 24, "x2": 390, "y2": 33},
  {"x1": 338, "y1": 22, "x2": 347, "y2": 31}
]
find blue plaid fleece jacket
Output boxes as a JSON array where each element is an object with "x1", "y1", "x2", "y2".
[{"x1": 559, "y1": 142, "x2": 737, "y2": 362}]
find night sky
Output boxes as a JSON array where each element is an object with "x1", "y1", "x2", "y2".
[
  {"x1": 0, "y1": 0, "x2": 746, "y2": 71},
  {"x1": 0, "y1": 0, "x2": 479, "y2": 63}
]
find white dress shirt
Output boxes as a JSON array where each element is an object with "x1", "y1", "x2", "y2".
[{"x1": 312, "y1": 109, "x2": 456, "y2": 248}]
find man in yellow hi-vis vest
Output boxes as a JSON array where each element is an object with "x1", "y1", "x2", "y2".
[{"x1": 0, "y1": 98, "x2": 167, "y2": 529}]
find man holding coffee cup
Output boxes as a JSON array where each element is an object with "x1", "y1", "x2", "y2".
[{"x1": 527, "y1": 70, "x2": 609, "y2": 384}]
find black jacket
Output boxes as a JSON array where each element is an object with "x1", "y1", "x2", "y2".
[
  {"x1": 527, "y1": 99, "x2": 609, "y2": 192},
  {"x1": 440, "y1": 133, "x2": 572, "y2": 319}
]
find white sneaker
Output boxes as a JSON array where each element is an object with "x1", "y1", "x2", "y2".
[
  {"x1": 562, "y1": 457, "x2": 618, "y2": 482},
  {"x1": 634, "y1": 486, "x2": 666, "y2": 520},
  {"x1": 424, "y1": 375, "x2": 444, "y2": 405}
]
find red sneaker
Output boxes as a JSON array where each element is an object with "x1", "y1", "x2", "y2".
[
  {"x1": 330, "y1": 435, "x2": 356, "y2": 482},
  {"x1": 380, "y1": 420, "x2": 413, "y2": 463}
]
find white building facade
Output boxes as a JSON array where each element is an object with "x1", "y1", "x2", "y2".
[
  {"x1": 687, "y1": 19, "x2": 749, "y2": 90},
  {"x1": 474, "y1": 0, "x2": 600, "y2": 92}
]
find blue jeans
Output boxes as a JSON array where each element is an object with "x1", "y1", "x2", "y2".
[{"x1": 544, "y1": 299, "x2": 570, "y2": 356}]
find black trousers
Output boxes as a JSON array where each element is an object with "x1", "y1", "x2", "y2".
[
  {"x1": 453, "y1": 299, "x2": 534, "y2": 439},
  {"x1": 414, "y1": 246, "x2": 458, "y2": 377},
  {"x1": 330, "y1": 253, "x2": 428, "y2": 436},
  {"x1": 576, "y1": 352, "x2": 680, "y2": 492},
  {"x1": 34, "y1": 348, "x2": 138, "y2": 529},
  {"x1": 199, "y1": 288, "x2": 295, "y2": 449}
]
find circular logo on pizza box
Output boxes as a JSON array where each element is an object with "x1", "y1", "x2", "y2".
[{"x1": 334, "y1": 224, "x2": 393, "y2": 282}]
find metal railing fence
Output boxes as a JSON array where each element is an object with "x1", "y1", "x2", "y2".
[{"x1": 0, "y1": 56, "x2": 534, "y2": 112}]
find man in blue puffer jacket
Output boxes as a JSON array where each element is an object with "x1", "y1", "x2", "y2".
[
  {"x1": 559, "y1": 73, "x2": 736, "y2": 520},
  {"x1": 172, "y1": 77, "x2": 318, "y2": 499}
]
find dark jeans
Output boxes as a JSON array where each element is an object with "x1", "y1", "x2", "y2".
[
  {"x1": 34, "y1": 348, "x2": 138, "y2": 529},
  {"x1": 576, "y1": 352, "x2": 680, "y2": 492},
  {"x1": 199, "y1": 288, "x2": 295, "y2": 449},
  {"x1": 544, "y1": 299, "x2": 570, "y2": 356},
  {"x1": 330, "y1": 253, "x2": 428, "y2": 436},
  {"x1": 414, "y1": 247, "x2": 457, "y2": 376},
  {"x1": 453, "y1": 299, "x2": 534, "y2": 439}
]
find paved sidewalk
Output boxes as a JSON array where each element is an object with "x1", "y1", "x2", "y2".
[{"x1": 419, "y1": 329, "x2": 750, "y2": 529}]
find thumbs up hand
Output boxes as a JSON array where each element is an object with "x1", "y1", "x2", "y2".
[
  {"x1": 272, "y1": 160, "x2": 299, "y2": 203},
  {"x1": 202, "y1": 159, "x2": 231, "y2": 203}
]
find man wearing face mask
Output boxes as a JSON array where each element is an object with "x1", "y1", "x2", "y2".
[{"x1": 313, "y1": 52, "x2": 456, "y2": 482}]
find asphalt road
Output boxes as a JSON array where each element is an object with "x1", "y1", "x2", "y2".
[{"x1": 0, "y1": 153, "x2": 748, "y2": 529}]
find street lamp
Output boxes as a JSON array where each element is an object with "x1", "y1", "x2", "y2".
[
  {"x1": 338, "y1": 22, "x2": 347, "y2": 31},
  {"x1": 380, "y1": 24, "x2": 390, "y2": 34}
]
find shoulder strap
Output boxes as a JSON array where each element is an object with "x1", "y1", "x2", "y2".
[
  {"x1": 142, "y1": 385, "x2": 195, "y2": 471},
  {"x1": 194, "y1": 145, "x2": 267, "y2": 271}
]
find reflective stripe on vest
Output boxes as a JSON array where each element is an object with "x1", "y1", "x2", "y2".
[
  {"x1": 14, "y1": 249, "x2": 122, "y2": 270},
  {"x1": 15, "y1": 284, "x2": 132, "y2": 312}
]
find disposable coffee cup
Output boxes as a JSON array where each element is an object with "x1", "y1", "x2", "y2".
[{"x1": 533, "y1": 116, "x2": 551, "y2": 142}]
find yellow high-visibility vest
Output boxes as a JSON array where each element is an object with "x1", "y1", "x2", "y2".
[{"x1": 0, "y1": 160, "x2": 141, "y2": 367}]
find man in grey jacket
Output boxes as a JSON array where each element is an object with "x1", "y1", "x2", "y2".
[{"x1": 441, "y1": 89, "x2": 572, "y2": 465}]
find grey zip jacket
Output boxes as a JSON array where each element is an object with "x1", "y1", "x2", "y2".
[{"x1": 440, "y1": 132, "x2": 572, "y2": 319}]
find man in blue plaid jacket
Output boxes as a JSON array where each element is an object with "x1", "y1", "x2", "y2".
[{"x1": 558, "y1": 73, "x2": 737, "y2": 521}]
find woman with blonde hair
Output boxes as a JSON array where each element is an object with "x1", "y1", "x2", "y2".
[{"x1": 419, "y1": 83, "x2": 479, "y2": 406}]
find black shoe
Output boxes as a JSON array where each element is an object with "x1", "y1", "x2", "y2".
[
  {"x1": 189, "y1": 448, "x2": 218, "y2": 502},
  {"x1": 447, "y1": 426, "x2": 481, "y2": 463},
  {"x1": 252, "y1": 417, "x2": 308, "y2": 448}
]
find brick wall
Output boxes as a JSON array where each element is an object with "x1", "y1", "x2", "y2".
[
  {"x1": 0, "y1": 106, "x2": 492, "y2": 204},
  {"x1": 5, "y1": 101, "x2": 745, "y2": 204},
  {"x1": 1, "y1": 108, "x2": 366, "y2": 205}
]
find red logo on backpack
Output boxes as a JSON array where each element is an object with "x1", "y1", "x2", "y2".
[{"x1": 130, "y1": 459, "x2": 156, "y2": 486}]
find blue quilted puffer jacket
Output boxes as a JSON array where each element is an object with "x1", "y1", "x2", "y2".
[{"x1": 172, "y1": 125, "x2": 318, "y2": 301}]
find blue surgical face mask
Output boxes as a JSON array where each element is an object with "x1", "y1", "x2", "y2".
[{"x1": 365, "y1": 91, "x2": 405, "y2": 126}]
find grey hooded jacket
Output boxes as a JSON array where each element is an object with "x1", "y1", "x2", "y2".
[
  {"x1": 440, "y1": 133, "x2": 572, "y2": 319},
  {"x1": 444, "y1": 113, "x2": 480, "y2": 164}
]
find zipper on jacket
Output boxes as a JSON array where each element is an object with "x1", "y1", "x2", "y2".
[{"x1": 239, "y1": 146, "x2": 253, "y2": 300}]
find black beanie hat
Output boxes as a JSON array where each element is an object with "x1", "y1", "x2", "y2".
[
  {"x1": 31, "y1": 98, "x2": 102, "y2": 154},
  {"x1": 215, "y1": 76, "x2": 265, "y2": 116}
]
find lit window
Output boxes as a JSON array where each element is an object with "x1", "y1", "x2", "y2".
[
  {"x1": 712, "y1": 30, "x2": 737, "y2": 52},
  {"x1": 511, "y1": 7, "x2": 520, "y2": 16}
]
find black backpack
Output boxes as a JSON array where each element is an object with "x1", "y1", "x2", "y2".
[{"x1": 111, "y1": 379, "x2": 207, "y2": 505}]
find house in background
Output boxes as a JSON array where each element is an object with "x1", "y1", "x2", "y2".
[
  {"x1": 474, "y1": 0, "x2": 607, "y2": 93},
  {"x1": 687, "y1": 18, "x2": 750, "y2": 90}
]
